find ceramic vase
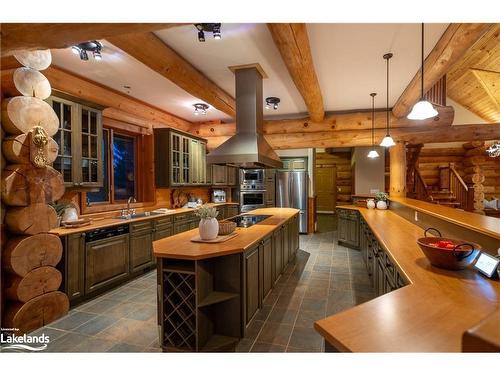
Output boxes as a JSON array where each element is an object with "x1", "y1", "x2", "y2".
[
  {"x1": 62, "y1": 207, "x2": 78, "y2": 222},
  {"x1": 199, "y1": 218, "x2": 219, "y2": 240},
  {"x1": 366, "y1": 199, "x2": 376, "y2": 209},
  {"x1": 376, "y1": 200, "x2": 388, "y2": 210}
]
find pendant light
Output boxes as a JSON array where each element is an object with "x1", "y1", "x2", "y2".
[
  {"x1": 407, "y1": 23, "x2": 439, "y2": 120},
  {"x1": 367, "y1": 93, "x2": 380, "y2": 158},
  {"x1": 380, "y1": 53, "x2": 396, "y2": 147}
]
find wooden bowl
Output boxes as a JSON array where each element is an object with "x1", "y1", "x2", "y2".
[
  {"x1": 417, "y1": 228, "x2": 481, "y2": 270},
  {"x1": 218, "y1": 221, "x2": 236, "y2": 236}
]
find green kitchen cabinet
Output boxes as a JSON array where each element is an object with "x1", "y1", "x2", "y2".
[{"x1": 244, "y1": 243, "x2": 260, "y2": 326}]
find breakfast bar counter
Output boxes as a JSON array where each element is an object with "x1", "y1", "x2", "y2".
[{"x1": 314, "y1": 206, "x2": 500, "y2": 352}]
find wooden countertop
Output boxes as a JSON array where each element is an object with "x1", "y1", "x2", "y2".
[
  {"x1": 153, "y1": 208, "x2": 300, "y2": 260},
  {"x1": 314, "y1": 206, "x2": 500, "y2": 352},
  {"x1": 49, "y1": 203, "x2": 239, "y2": 236},
  {"x1": 389, "y1": 197, "x2": 500, "y2": 239}
]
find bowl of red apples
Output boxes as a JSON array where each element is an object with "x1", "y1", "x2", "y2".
[{"x1": 417, "y1": 227, "x2": 481, "y2": 270}]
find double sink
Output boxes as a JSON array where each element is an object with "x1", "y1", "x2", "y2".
[{"x1": 113, "y1": 211, "x2": 167, "y2": 220}]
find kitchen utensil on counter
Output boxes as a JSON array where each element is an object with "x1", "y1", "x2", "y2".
[
  {"x1": 218, "y1": 220, "x2": 236, "y2": 235},
  {"x1": 417, "y1": 227, "x2": 481, "y2": 270},
  {"x1": 62, "y1": 218, "x2": 92, "y2": 228}
]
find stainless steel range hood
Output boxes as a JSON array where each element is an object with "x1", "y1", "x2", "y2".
[{"x1": 206, "y1": 66, "x2": 283, "y2": 169}]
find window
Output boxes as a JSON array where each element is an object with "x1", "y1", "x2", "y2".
[{"x1": 87, "y1": 129, "x2": 136, "y2": 204}]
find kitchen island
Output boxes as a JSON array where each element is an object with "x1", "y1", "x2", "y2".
[
  {"x1": 152, "y1": 208, "x2": 300, "y2": 352},
  {"x1": 315, "y1": 204, "x2": 500, "y2": 352}
]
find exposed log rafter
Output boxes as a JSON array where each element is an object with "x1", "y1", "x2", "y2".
[
  {"x1": 267, "y1": 23, "x2": 324, "y2": 122},
  {"x1": 0, "y1": 23, "x2": 184, "y2": 57},
  {"x1": 107, "y1": 32, "x2": 236, "y2": 118},
  {"x1": 392, "y1": 23, "x2": 494, "y2": 118}
]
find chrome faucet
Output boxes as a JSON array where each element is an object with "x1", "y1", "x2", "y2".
[{"x1": 127, "y1": 196, "x2": 137, "y2": 216}]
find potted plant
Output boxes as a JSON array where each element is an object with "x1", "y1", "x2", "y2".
[
  {"x1": 195, "y1": 205, "x2": 219, "y2": 240},
  {"x1": 375, "y1": 192, "x2": 389, "y2": 210}
]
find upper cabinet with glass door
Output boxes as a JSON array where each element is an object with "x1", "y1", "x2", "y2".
[
  {"x1": 154, "y1": 128, "x2": 208, "y2": 187},
  {"x1": 48, "y1": 96, "x2": 103, "y2": 189}
]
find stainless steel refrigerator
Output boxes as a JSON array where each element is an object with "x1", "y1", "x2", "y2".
[{"x1": 276, "y1": 170, "x2": 308, "y2": 233}]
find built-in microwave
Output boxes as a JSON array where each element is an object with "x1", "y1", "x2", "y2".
[
  {"x1": 240, "y1": 191, "x2": 266, "y2": 213},
  {"x1": 240, "y1": 169, "x2": 265, "y2": 185}
]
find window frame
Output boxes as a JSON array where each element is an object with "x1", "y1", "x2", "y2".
[{"x1": 81, "y1": 126, "x2": 150, "y2": 214}]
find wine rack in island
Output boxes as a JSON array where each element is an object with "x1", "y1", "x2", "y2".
[{"x1": 159, "y1": 255, "x2": 242, "y2": 352}]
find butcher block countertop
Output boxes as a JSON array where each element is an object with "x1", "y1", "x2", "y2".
[
  {"x1": 49, "y1": 202, "x2": 239, "y2": 236},
  {"x1": 314, "y1": 206, "x2": 500, "y2": 352},
  {"x1": 153, "y1": 208, "x2": 300, "y2": 260},
  {"x1": 389, "y1": 197, "x2": 500, "y2": 239}
]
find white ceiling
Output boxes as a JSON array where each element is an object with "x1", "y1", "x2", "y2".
[{"x1": 51, "y1": 23, "x2": 449, "y2": 123}]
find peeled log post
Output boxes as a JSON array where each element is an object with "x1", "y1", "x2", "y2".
[
  {"x1": 463, "y1": 156, "x2": 487, "y2": 167},
  {"x1": 390, "y1": 142, "x2": 407, "y2": 198},
  {"x1": 1, "y1": 96, "x2": 58, "y2": 136},
  {"x1": 4, "y1": 291, "x2": 69, "y2": 334},
  {"x1": 2, "y1": 133, "x2": 58, "y2": 165},
  {"x1": 4, "y1": 266, "x2": 62, "y2": 302},
  {"x1": 13, "y1": 49, "x2": 52, "y2": 71},
  {"x1": 464, "y1": 147, "x2": 487, "y2": 157},
  {"x1": 463, "y1": 173, "x2": 485, "y2": 185},
  {"x1": 2, "y1": 164, "x2": 64, "y2": 206},
  {"x1": 1, "y1": 68, "x2": 52, "y2": 99},
  {"x1": 462, "y1": 141, "x2": 485, "y2": 149},
  {"x1": 5, "y1": 203, "x2": 58, "y2": 235},
  {"x1": 3, "y1": 234, "x2": 62, "y2": 276}
]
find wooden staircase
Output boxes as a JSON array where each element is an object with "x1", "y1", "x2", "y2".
[{"x1": 406, "y1": 144, "x2": 473, "y2": 211}]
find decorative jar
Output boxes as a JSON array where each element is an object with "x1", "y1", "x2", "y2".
[
  {"x1": 199, "y1": 218, "x2": 219, "y2": 240},
  {"x1": 376, "y1": 200, "x2": 388, "y2": 210},
  {"x1": 366, "y1": 199, "x2": 376, "y2": 209}
]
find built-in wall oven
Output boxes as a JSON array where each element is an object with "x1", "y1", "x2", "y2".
[{"x1": 240, "y1": 190, "x2": 266, "y2": 213}]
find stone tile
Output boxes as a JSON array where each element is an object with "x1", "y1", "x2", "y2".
[
  {"x1": 326, "y1": 299, "x2": 355, "y2": 315},
  {"x1": 286, "y1": 345, "x2": 321, "y2": 352},
  {"x1": 235, "y1": 338, "x2": 254, "y2": 352},
  {"x1": 72, "y1": 336, "x2": 117, "y2": 352},
  {"x1": 132, "y1": 292, "x2": 157, "y2": 305},
  {"x1": 267, "y1": 307, "x2": 298, "y2": 325},
  {"x1": 300, "y1": 298, "x2": 326, "y2": 313},
  {"x1": 45, "y1": 332, "x2": 89, "y2": 352},
  {"x1": 245, "y1": 319, "x2": 264, "y2": 340},
  {"x1": 107, "y1": 342, "x2": 145, "y2": 352},
  {"x1": 274, "y1": 293, "x2": 302, "y2": 310},
  {"x1": 352, "y1": 289, "x2": 376, "y2": 304},
  {"x1": 288, "y1": 326, "x2": 323, "y2": 351},
  {"x1": 107, "y1": 287, "x2": 144, "y2": 302},
  {"x1": 309, "y1": 270, "x2": 330, "y2": 280},
  {"x1": 31, "y1": 327, "x2": 67, "y2": 343},
  {"x1": 254, "y1": 305, "x2": 273, "y2": 321},
  {"x1": 125, "y1": 303, "x2": 157, "y2": 321},
  {"x1": 75, "y1": 298, "x2": 122, "y2": 314},
  {"x1": 102, "y1": 301, "x2": 141, "y2": 319},
  {"x1": 307, "y1": 278, "x2": 330, "y2": 289},
  {"x1": 304, "y1": 286, "x2": 328, "y2": 299},
  {"x1": 97, "y1": 318, "x2": 158, "y2": 347},
  {"x1": 295, "y1": 309, "x2": 325, "y2": 328},
  {"x1": 73, "y1": 315, "x2": 117, "y2": 336},
  {"x1": 262, "y1": 290, "x2": 280, "y2": 306},
  {"x1": 312, "y1": 265, "x2": 331, "y2": 272},
  {"x1": 48, "y1": 311, "x2": 98, "y2": 331},
  {"x1": 250, "y1": 342, "x2": 286, "y2": 352},
  {"x1": 255, "y1": 322, "x2": 293, "y2": 346}
]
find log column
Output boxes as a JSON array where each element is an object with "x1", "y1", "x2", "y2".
[
  {"x1": 390, "y1": 141, "x2": 407, "y2": 198},
  {"x1": 463, "y1": 142, "x2": 486, "y2": 214}
]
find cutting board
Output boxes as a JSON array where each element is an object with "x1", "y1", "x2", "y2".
[{"x1": 190, "y1": 232, "x2": 238, "y2": 243}]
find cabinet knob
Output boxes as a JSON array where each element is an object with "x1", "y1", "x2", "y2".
[{"x1": 81, "y1": 233, "x2": 86, "y2": 238}]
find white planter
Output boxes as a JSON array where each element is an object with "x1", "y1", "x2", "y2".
[
  {"x1": 366, "y1": 199, "x2": 376, "y2": 209},
  {"x1": 376, "y1": 200, "x2": 388, "y2": 210},
  {"x1": 62, "y1": 207, "x2": 78, "y2": 222},
  {"x1": 199, "y1": 218, "x2": 219, "y2": 240}
]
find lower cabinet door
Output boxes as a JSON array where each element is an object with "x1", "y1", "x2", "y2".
[
  {"x1": 64, "y1": 233, "x2": 85, "y2": 301},
  {"x1": 85, "y1": 234, "x2": 130, "y2": 294},
  {"x1": 130, "y1": 230, "x2": 153, "y2": 273},
  {"x1": 283, "y1": 225, "x2": 290, "y2": 266},
  {"x1": 272, "y1": 228, "x2": 283, "y2": 283},
  {"x1": 262, "y1": 237, "x2": 273, "y2": 299},
  {"x1": 245, "y1": 244, "x2": 260, "y2": 325},
  {"x1": 173, "y1": 221, "x2": 190, "y2": 234},
  {"x1": 154, "y1": 225, "x2": 173, "y2": 240}
]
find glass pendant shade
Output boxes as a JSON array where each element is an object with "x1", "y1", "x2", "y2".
[
  {"x1": 407, "y1": 99, "x2": 438, "y2": 120},
  {"x1": 380, "y1": 135, "x2": 396, "y2": 147},
  {"x1": 367, "y1": 149, "x2": 380, "y2": 158}
]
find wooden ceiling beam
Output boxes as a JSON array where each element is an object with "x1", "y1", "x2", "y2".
[
  {"x1": 23, "y1": 65, "x2": 193, "y2": 131},
  {"x1": 107, "y1": 32, "x2": 236, "y2": 118},
  {"x1": 392, "y1": 23, "x2": 494, "y2": 118},
  {"x1": 189, "y1": 106, "x2": 455, "y2": 137},
  {"x1": 202, "y1": 123, "x2": 500, "y2": 150},
  {"x1": 267, "y1": 23, "x2": 324, "y2": 122},
  {"x1": 0, "y1": 23, "x2": 184, "y2": 57}
]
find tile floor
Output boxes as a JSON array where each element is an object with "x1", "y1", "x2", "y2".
[{"x1": 2, "y1": 222, "x2": 375, "y2": 353}]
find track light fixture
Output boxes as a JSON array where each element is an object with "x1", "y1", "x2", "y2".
[
  {"x1": 194, "y1": 23, "x2": 222, "y2": 42},
  {"x1": 71, "y1": 41, "x2": 103, "y2": 61},
  {"x1": 265, "y1": 97, "x2": 280, "y2": 110},
  {"x1": 193, "y1": 103, "x2": 209, "y2": 116}
]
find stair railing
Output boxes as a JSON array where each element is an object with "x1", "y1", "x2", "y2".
[
  {"x1": 414, "y1": 168, "x2": 430, "y2": 201},
  {"x1": 449, "y1": 164, "x2": 470, "y2": 211}
]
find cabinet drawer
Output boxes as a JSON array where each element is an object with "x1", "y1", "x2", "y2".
[
  {"x1": 130, "y1": 220, "x2": 153, "y2": 233},
  {"x1": 174, "y1": 213, "x2": 196, "y2": 222},
  {"x1": 155, "y1": 216, "x2": 173, "y2": 227}
]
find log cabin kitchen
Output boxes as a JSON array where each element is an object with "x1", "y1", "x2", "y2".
[{"x1": 1, "y1": 2, "x2": 500, "y2": 369}]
